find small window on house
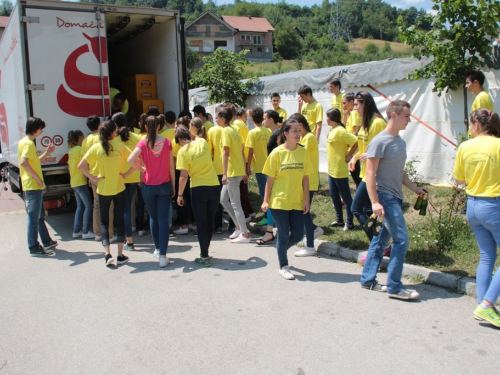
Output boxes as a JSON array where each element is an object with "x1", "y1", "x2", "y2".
[
  {"x1": 257, "y1": 47, "x2": 263, "y2": 53},
  {"x1": 253, "y1": 35, "x2": 262, "y2": 45},
  {"x1": 241, "y1": 34, "x2": 250, "y2": 40},
  {"x1": 214, "y1": 40, "x2": 227, "y2": 49}
]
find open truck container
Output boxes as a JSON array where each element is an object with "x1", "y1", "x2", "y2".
[{"x1": 0, "y1": 0, "x2": 187, "y2": 202}]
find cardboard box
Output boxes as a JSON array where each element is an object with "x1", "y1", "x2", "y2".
[
  {"x1": 128, "y1": 86, "x2": 157, "y2": 102},
  {"x1": 123, "y1": 74, "x2": 156, "y2": 92},
  {"x1": 135, "y1": 99, "x2": 164, "y2": 115}
]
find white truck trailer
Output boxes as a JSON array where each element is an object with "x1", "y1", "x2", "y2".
[{"x1": 0, "y1": 0, "x2": 188, "y2": 203}]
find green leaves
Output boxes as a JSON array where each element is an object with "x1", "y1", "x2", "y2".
[{"x1": 189, "y1": 49, "x2": 257, "y2": 107}]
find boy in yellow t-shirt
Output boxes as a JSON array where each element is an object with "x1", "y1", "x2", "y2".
[
  {"x1": 298, "y1": 85, "x2": 323, "y2": 142},
  {"x1": 192, "y1": 105, "x2": 214, "y2": 131},
  {"x1": 466, "y1": 70, "x2": 495, "y2": 136},
  {"x1": 271, "y1": 92, "x2": 287, "y2": 125},
  {"x1": 19, "y1": 117, "x2": 58, "y2": 256},
  {"x1": 329, "y1": 79, "x2": 344, "y2": 114}
]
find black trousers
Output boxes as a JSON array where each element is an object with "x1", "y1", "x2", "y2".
[
  {"x1": 191, "y1": 185, "x2": 222, "y2": 257},
  {"x1": 350, "y1": 160, "x2": 362, "y2": 188},
  {"x1": 214, "y1": 175, "x2": 223, "y2": 228},
  {"x1": 98, "y1": 190, "x2": 126, "y2": 246}
]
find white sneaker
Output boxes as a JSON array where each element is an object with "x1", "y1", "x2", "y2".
[
  {"x1": 132, "y1": 226, "x2": 136, "y2": 233},
  {"x1": 313, "y1": 227, "x2": 324, "y2": 239},
  {"x1": 294, "y1": 247, "x2": 316, "y2": 257},
  {"x1": 72, "y1": 231, "x2": 82, "y2": 238},
  {"x1": 388, "y1": 289, "x2": 420, "y2": 300},
  {"x1": 231, "y1": 234, "x2": 251, "y2": 243},
  {"x1": 138, "y1": 230, "x2": 144, "y2": 237},
  {"x1": 173, "y1": 227, "x2": 189, "y2": 235},
  {"x1": 94, "y1": 235, "x2": 102, "y2": 241},
  {"x1": 159, "y1": 257, "x2": 169, "y2": 268},
  {"x1": 109, "y1": 235, "x2": 117, "y2": 244},
  {"x1": 229, "y1": 229, "x2": 242, "y2": 239},
  {"x1": 153, "y1": 249, "x2": 160, "y2": 259},
  {"x1": 187, "y1": 223, "x2": 197, "y2": 231},
  {"x1": 82, "y1": 232, "x2": 95, "y2": 239},
  {"x1": 279, "y1": 266, "x2": 295, "y2": 280}
]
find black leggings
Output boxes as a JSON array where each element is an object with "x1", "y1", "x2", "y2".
[
  {"x1": 191, "y1": 185, "x2": 222, "y2": 257},
  {"x1": 98, "y1": 190, "x2": 126, "y2": 246}
]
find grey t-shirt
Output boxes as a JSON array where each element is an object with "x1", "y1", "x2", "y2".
[{"x1": 366, "y1": 131, "x2": 407, "y2": 200}]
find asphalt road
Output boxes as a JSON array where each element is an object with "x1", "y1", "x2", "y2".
[{"x1": 0, "y1": 210, "x2": 498, "y2": 374}]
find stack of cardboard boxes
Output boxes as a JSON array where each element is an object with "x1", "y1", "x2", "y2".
[{"x1": 122, "y1": 74, "x2": 164, "y2": 115}]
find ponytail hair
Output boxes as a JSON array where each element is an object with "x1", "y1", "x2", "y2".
[
  {"x1": 190, "y1": 117, "x2": 207, "y2": 140},
  {"x1": 176, "y1": 116, "x2": 191, "y2": 129},
  {"x1": 112, "y1": 112, "x2": 127, "y2": 128},
  {"x1": 236, "y1": 108, "x2": 247, "y2": 118},
  {"x1": 139, "y1": 113, "x2": 148, "y2": 134},
  {"x1": 265, "y1": 109, "x2": 280, "y2": 125},
  {"x1": 146, "y1": 116, "x2": 160, "y2": 150},
  {"x1": 158, "y1": 114, "x2": 166, "y2": 128},
  {"x1": 470, "y1": 109, "x2": 500, "y2": 138},
  {"x1": 289, "y1": 113, "x2": 311, "y2": 133},
  {"x1": 326, "y1": 108, "x2": 346, "y2": 128},
  {"x1": 67, "y1": 130, "x2": 84, "y2": 148},
  {"x1": 175, "y1": 126, "x2": 192, "y2": 144},
  {"x1": 279, "y1": 119, "x2": 299, "y2": 144},
  {"x1": 117, "y1": 126, "x2": 130, "y2": 142},
  {"x1": 344, "y1": 92, "x2": 355, "y2": 103},
  {"x1": 99, "y1": 120, "x2": 117, "y2": 156}
]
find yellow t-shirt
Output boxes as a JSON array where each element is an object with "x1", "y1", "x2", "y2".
[
  {"x1": 331, "y1": 93, "x2": 344, "y2": 113},
  {"x1": 472, "y1": 91, "x2": 494, "y2": 112},
  {"x1": 176, "y1": 138, "x2": 219, "y2": 188},
  {"x1": 204, "y1": 121, "x2": 214, "y2": 131},
  {"x1": 133, "y1": 127, "x2": 141, "y2": 134},
  {"x1": 68, "y1": 146, "x2": 87, "y2": 188},
  {"x1": 159, "y1": 127, "x2": 175, "y2": 142},
  {"x1": 277, "y1": 107, "x2": 287, "y2": 123},
  {"x1": 263, "y1": 145, "x2": 313, "y2": 211},
  {"x1": 81, "y1": 133, "x2": 100, "y2": 176},
  {"x1": 245, "y1": 126, "x2": 271, "y2": 174},
  {"x1": 221, "y1": 125, "x2": 245, "y2": 177},
  {"x1": 346, "y1": 110, "x2": 362, "y2": 135},
  {"x1": 232, "y1": 119, "x2": 249, "y2": 144},
  {"x1": 109, "y1": 87, "x2": 129, "y2": 114},
  {"x1": 207, "y1": 125, "x2": 223, "y2": 175},
  {"x1": 453, "y1": 136, "x2": 500, "y2": 197},
  {"x1": 299, "y1": 132, "x2": 319, "y2": 191},
  {"x1": 120, "y1": 132, "x2": 140, "y2": 184},
  {"x1": 18, "y1": 137, "x2": 43, "y2": 191},
  {"x1": 357, "y1": 117, "x2": 387, "y2": 179},
  {"x1": 301, "y1": 101, "x2": 323, "y2": 135},
  {"x1": 83, "y1": 140, "x2": 130, "y2": 196},
  {"x1": 327, "y1": 126, "x2": 358, "y2": 179},
  {"x1": 172, "y1": 138, "x2": 181, "y2": 158}
]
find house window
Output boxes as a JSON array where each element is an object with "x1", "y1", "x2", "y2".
[
  {"x1": 214, "y1": 40, "x2": 227, "y2": 49},
  {"x1": 257, "y1": 47, "x2": 263, "y2": 53},
  {"x1": 253, "y1": 35, "x2": 262, "y2": 45},
  {"x1": 241, "y1": 34, "x2": 250, "y2": 40}
]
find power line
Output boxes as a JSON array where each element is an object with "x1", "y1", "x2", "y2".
[{"x1": 328, "y1": 0, "x2": 353, "y2": 43}]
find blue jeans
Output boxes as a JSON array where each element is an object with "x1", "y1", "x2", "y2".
[
  {"x1": 142, "y1": 181, "x2": 173, "y2": 256},
  {"x1": 361, "y1": 192, "x2": 409, "y2": 293},
  {"x1": 351, "y1": 181, "x2": 373, "y2": 241},
  {"x1": 124, "y1": 183, "x2": 138, "y2": 238},
  {"x1": 328, "y1": 175, "x2": 354, "y2": 226},
  {"x1": 467, "y1": 196, "x2": 500, "y2": 304},
  {"x1": 73, "y1": 185, "x2": 92, "y2": 234},
  {"x1": 303, "y1": 190, "x2": 317, "y2": 248},
  {"x1": 271, "y1": 208, "x2": 304, "y2": 268},
  {"x1": 25, "y1": 189, "x2": 52, "y2": 251},
  {"x1": 255, "y1": 173, "x2": 274, "y2": 227}
]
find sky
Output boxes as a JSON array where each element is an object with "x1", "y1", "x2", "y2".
[{"x1": 206, "y1": 0, "x2": 436, "y2": 12}]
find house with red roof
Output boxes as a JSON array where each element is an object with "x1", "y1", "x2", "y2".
[
  {"x1": 186, "y1": 11, "x2": 274, "y2": 62},
  {"x1": 0, "y1": 16, "x2": 9, "y2": 40}
]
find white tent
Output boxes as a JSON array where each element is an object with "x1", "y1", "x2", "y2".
[{"x1": 189, "y1": 57, "x2": 499, "y2": 186}]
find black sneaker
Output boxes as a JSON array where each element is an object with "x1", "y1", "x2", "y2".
[
  {"x1": 105, "y1": 254, "x2": 115, "y2": 266},
  {"x1": 43, "y1": 240, "x2": 58, "y2": 250},
  {"x1": 30, "y1": 245, "x2": 54, "y2": 257},
  {"x1": 117, "y1": 254, "x2": 129, "y2": 265},
  {"x1": 194, "y1": 257, "x2": 212, "y2": 267}
]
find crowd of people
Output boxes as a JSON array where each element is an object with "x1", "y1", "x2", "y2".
[{"x1": 17, "y1": 70, "x2": 500, "y2": 328}]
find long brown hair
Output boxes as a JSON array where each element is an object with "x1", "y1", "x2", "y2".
[
  {"x1": 146, "y1": 116, "x2": 160, "y2": 149},
  {"x1": 470, "y1": 109, "x2": 500, "y2": 137},
  {"x1": 67, "y1": 130, "x2": 84, "y2": 148},
  {"x1": 355, "y1": 91, "x2": 384, "y2": 134},
  {"x1": 190, "y1": 118, "x2": 207, "y2": 140},
  {"x1": 99, "y1": 120, "x2": 116, "y2": 156}
]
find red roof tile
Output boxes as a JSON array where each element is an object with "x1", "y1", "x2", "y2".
[
  {"x1": 222, "y1": 16, "x2": 274, "y2": 33},
  {"x1": 0, "y1": 16, "x2": 9, "y2": 28}
]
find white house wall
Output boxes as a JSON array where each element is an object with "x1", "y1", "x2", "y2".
[{"x1": 186, "y1": 37, "x2": 234, "y2": 53}]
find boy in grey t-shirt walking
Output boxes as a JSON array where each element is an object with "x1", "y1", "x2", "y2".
[{"x1": 360, "y1": 100, "x2": 428, "y2": 300}]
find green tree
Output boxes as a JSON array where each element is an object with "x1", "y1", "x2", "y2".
[
  {"x1": 399, "y1": 0, "x2": 500, "y2": 131},
  {"x1": 274, "y1": 23, "x2": 302, "y2": 60},
  {"x1": 190, "y1": 49, "x2": 256, "y2": 107},
  {"x1": 381, "y1": 41, "x2": 392, "y2": 53},
  {"x1": 0, "y1": 0, "x2": 13, "y2": 16},
  {"x1": 364, "y1": 42, "x2": 379, "y2": 55}
]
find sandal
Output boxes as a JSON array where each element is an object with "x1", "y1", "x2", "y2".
[{"x1": 256, "y1": 230, "x2": 275, "y2": 245}]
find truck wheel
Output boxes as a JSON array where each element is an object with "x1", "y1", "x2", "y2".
[
  {"x1": 0, "y1": 163, "x2": 7, "y2": 182},
  {"x1": 8, "y1": 170, "x2": 21, "y2": 193}
]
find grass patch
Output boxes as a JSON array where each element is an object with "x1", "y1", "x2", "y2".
[{"x1": 246, "y1": 172, "x2": 495, "y2": 278}]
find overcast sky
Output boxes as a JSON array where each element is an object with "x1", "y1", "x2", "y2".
[{"x1": 205, "y1": 0, "x2": 435, "y2": 12}]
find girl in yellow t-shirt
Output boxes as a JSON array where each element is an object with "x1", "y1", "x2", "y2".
[
  {"x1": 453, "y1": 109, "x2": 500, "y2": 327},
  {"x1": 348, "y1": 91, "x2": 387, "y2": 242},
  {"x1": 343, "y1": 92, "x2": 363, "y2": 187},
  {"x1": 325, "y1": 108, "x2": 358, "y2": 233},
  {"x1": 262, "y1": 119, "x2": 313, "y2": 280},
  {"x1": 68, "y1": 130, "x2": 94, "y2": 240},
  {"x1": 189, "y1": 117, "x2": 208, "y2": 141},
  {"x1": 289, "y1": 113, "x2": 322, "y2": 257},
  {"x1": 175, "y1": 127, "x2": 221, "y2": 267},
  {"x1": 79, "y1": 120, "x2": 132, "y2": 267}
]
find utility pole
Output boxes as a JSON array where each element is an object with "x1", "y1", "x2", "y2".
[{"x1": 328, "y1": 0, "x2": 353, "y2": 43}]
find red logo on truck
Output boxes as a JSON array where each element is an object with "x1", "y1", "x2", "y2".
[{"x1": 57, "y1": 33, "x2": 110, "y2": 117}]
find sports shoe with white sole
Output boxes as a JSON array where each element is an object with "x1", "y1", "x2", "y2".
[
  {"x1": 43, "y1": 240, "x2": 58, "y2": 250},
  {"x1": 82, "y1": 232, "x2": 95, "y2": 239},
  {"x1": 187, "y1": 223, "x2": 197, "y2": 232},
  {"x1": 153, "y1": 249, "x2": 160, "y2": 259},
  {"x1": 361, "y1": 282, "x2": 387, "y2": 292},
  {"x1": 95, "y1": 235, "x2": 102, "y2": 241},
  {"x1": 294, "y1": 247, "x2": 317, "y2": 257},
  {"x1": 279, "y1": 266, "x2": 295, "y2": 280},
  {"x1": 116, "y1": 255, "x2": 129, "y2": 265},
  {"x1": 159, "y1": 257, "x2": 169, "y2": 268},
  {"x1": 230, "y1": 234, "x2": 251, "y2": 243},
  {"x1": 173, "y1": 227, "x2": 189, "y2": 235},
  {"x1": 105, "y1": 254, "x2": 114, "y2": 266},
  {"x1": 313, "y1": 227, "x2": 324, "y2": 239},
  {"x1": 72, "y1": 231, "x2": 82, "y2": 238},
  {"x1": 109, "y1": 235, "x2": 117, "y2": 244},
  {"x1": 229, "y1": 229, "x2": 242, "y2": 239},
  {"x1": 138, "y1": 231, "x2": 144, "y2": 237},
  {"x1": 387, "y1": 289, "x2": 420, "y2": 300}
]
